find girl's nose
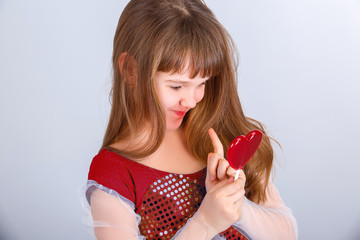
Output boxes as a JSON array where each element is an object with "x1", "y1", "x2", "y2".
[{"x1": 180, "y1": 91, "x2": 197, "y2": 109}]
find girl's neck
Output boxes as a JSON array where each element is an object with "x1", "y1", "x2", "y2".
[
  {"x1": 109, "y1": 127, "x2": 206, "y2": 174},
  {"x1": 139, "y1": 127, "x2": 206, "y2": 174}
]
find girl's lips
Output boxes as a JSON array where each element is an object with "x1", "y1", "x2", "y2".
[{"x1": 173, "y1": 110, "x2": 187, "y2": 117}]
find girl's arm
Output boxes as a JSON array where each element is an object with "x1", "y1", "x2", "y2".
[
  {"x1": 90, "y1": 189, "x2": 145, "y2": 240},
  {"x1": 91, "y1": 188, "x2": 218, "y2": 240},
  {"x1": 233, "y1": 182, "x2": 298, "y2": 240},
  {"x1": 89, "y1": 178, "x2": 244, "y2": 240}
]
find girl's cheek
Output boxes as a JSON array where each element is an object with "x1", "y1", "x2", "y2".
[{"x1": 195, "y1": 88, "x2": 205, "y2": 103}]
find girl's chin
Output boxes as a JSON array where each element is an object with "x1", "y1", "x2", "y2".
[
  {"x1": 166, "y1": 124, "x2": 182, "y2": 131},
  {"x1": 166, "y1": 119, "x2": 183, "y2": 130}
]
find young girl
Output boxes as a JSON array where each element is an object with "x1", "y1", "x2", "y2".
[{"x1": 85, "y1": 0, "x2": 297, "y2": 239}]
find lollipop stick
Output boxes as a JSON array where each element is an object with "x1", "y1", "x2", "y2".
[{"x1": 234, "y1": 169, "x2": 240, "y2": 181}]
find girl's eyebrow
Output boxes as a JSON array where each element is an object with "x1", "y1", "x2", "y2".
[
  {"x1": 166, "y1": 78, "x2": 210, "y2": 84},
  {"x1": 166, "y1": 79, "x2": 189, "y2": 84}
]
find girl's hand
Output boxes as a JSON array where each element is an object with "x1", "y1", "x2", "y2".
[
  {"x1": 198, "y1": 177, "x2": 246, "y2": 233},
  {"x1": 198, "y1": 128, "x2": 247, "y2": 232},
  {"x1": 206, "y1": 128, "x2": 240, "y2": 191}
]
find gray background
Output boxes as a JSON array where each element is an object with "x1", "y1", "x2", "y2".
[{"x1": 1, "y1": 0, "x2": 359, "y2": 239}]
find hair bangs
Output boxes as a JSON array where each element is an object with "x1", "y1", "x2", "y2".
[{"x1": 156, "y1": 19, "x2": 225, "y2": 79}]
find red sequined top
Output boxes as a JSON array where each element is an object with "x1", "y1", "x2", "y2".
[{"x1": 88, "y1": 148, "x2": 246, "y2": 240}]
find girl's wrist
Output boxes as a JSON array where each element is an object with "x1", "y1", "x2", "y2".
[{"x1": 190, "y1": 211, "x2": 219, "y2": 239}]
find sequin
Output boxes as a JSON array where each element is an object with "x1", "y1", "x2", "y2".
[{"x1": 137, "y1": 173, "x2": 246, "y2": 240}]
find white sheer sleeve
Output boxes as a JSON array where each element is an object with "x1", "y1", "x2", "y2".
[
  {"x1": 169, "y1": 212, "x2": 221, "y2": 240},
  {"x1": 80, "y1": 180, "x2": 296, "y2": 240},
  {"x1": 81, "y1": 180, "x2": 146, "y2": 240},
  {"x1": 233, "y1": 182, "x2": 298, "y2": 240},
  {"x1": 81, "y1": 181, "x2": 229, "y2": 240}
]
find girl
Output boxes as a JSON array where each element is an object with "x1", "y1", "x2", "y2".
[{"x1": 85, "y1": 0, "x2": 298, "y2": 239}]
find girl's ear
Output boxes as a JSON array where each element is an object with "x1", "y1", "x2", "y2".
[{"x1": 118, "y1": 52, "x2": 137, "y2": 86}]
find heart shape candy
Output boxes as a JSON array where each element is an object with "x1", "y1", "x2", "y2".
[{"x1": 227, "y1": 130, "x2": 263, "y2": 170}]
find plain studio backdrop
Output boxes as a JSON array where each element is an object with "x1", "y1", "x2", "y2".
[{"x1": 0, "y1": 0, "x2": 359, "y2": 239}]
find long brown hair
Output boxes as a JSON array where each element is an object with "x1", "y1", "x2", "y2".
[{"x1": 102, "y1": 0, "x2": 274, "y2": 204}]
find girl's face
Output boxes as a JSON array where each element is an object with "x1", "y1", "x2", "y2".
[{"x1": 155, "y1": 68, "x2": 209, "y2": 130}]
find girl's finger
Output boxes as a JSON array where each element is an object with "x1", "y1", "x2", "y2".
[
  {"x1": 217, "y1": 158, "x2": 229, "y2": 180},
  {"x1": 226, "y1": 167, "x2": 237, "y2": 178},
  {"x1": 229, "y1": 189, "x2": 246, "y2": 204},
  {"x1": 237, "y1": 170, "x2": 246, "y2": 187},
  {"x1": 207, "y1": 176, "x2": 231, "y2": 193},
  {"x1": 207, "y1": 152, "x2": 220, "y2": 181},
  {"x1": 217, "y1": 178, "x2": 245, "y2": 197},
  {"x1": 208, "y1": 128, "x2": 224, "y2": 157}
]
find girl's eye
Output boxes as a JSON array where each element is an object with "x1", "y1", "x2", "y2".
[{"x1": 171, "y1": 86, "x2": 182, "y2": 90}]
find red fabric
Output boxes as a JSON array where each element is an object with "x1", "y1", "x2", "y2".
[{"x1": 88, "y1": 148, "x2": 246, "y2": 240}]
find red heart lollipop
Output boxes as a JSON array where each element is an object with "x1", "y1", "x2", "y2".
[{"x1": 227, "y1": 130, "x2": 263, "y2": 170}]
